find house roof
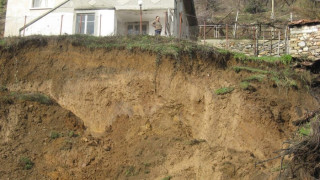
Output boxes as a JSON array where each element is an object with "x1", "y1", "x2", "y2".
[{"x1": 288, "y1": 19, "x2": 320, "y2": 27}]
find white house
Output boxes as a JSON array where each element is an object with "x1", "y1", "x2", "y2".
[{"x1": 4, "y1": 0, "x2": 197, "y2": 38}]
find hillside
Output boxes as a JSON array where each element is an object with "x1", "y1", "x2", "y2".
[
  {"x1": 194, "y1": 0, "x2": 320, "y2": 25},
  {"x1": 0, "y1": 36, "x2": 319, "y2": 179}
]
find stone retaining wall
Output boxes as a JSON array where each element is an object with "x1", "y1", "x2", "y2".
[
  {"x1": 203, "y1": 39, "x2": 286, "y2": 57},
  {"x1": 289, "y1": 24, "x2": 320, "y2": 61}
]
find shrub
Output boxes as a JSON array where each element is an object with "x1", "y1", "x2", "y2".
[
  {"x1": 50, "y1": 131, "x2": 60, "y2": 139},
  {"x1": 20, "y1": 157, "x2": 34, "y2": 170}
]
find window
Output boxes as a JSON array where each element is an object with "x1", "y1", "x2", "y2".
[
  {"x1": 32, "y1": 0, "x2": 49, "y2": 8},
  {"x1": 127, "y1": 22, "x2": 148, "y2": 35},
  {"x1": 76, "y1": 14, "x2": 95, "y2": 35}
]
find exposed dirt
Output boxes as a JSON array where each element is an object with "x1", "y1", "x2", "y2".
[{"x1": 0, "y1": 39, "x2": 319, "y2": 179}]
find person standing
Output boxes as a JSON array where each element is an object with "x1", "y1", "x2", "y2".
[{"x1": 152, "y1": 16, "x2": 162, "y2": 35}]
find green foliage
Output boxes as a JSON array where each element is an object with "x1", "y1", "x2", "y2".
[
  {"x1": 215, "y1": 87, "x2": 234, "y2": 95},
  {"x1": 243, "y1": 74, "x2": 266, "y2": 82},
  {"x1": 68, "y1": 131, "x2": 78, "y2": 137},
  {"x1": 240, "y1": 81, "x2": 250, "y2": 90},
  {"x1": 271, "y1": 163, "x2": 288, "y2": 172},
  {"x1": 2, "y1": 35, "x2": 219, "y2": 62},
  {"x1": 271, "y1": 70, "x2": 299, "y2": 89},
  {"x1": 233, "y1": 52, "x2": 293, "y2": 65},
  {"x1": 125, "y1": 166, "x2": 136, "y2": 177},
  {"x1": 50, "y1": 131, "x2": 60, "y2": 139},
  {"x1": 18, "y1": 93, "x2": 53, "y2": 105},
  {"x1": 299, "y1": 123, "x2": 311, "y2": 136},
  {"x1": 20, "y1": 157, "x2": 34, "y2": 170},
  {"x1": 233, "y1": 66, "x2": 269, "y2": 74},
  {"x1": 162, "y1": 176, "x2": 172, "y2": 180},
  {"x1": 0, "y1": 85, "x2": 7, "y2": 92}
]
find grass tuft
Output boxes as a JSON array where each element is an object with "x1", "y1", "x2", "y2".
[
  {"x1": 233, "y1": 66, "x2": 269, "y2": 74},
  {"x1": 162, "y1": 176, "x2": 172, "y2": 180},
  {"x1": 50, "y1": 131, "x2": 60, "y2": 139},
  {"x1": 215, "y1": 87, "x2": 234, "y2": 95},
  {"x1": 18, "y1": 93, "x2": 53, "y2": 105},
  {"x1": 20, "y1": 157, "x2": 34, "y2": 170},
  {"x1": 243, "y1": 74, "x2": 266, "y2": 82},
  {"x1": 240, "y1": 81, "x2": 250, "y2": 90}
]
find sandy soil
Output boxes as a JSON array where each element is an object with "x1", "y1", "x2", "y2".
[{"x1": 0, "y1": 39, "x2": 318, "y2": 179}]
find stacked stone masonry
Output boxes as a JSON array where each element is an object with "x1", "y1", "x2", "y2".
[{"x1": 289, "y1": 24, "x2": 320, "y2": 61}]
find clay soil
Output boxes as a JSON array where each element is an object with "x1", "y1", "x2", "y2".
[{"x1": 0, "y1": 38, "x2": 319, "y2": 180}]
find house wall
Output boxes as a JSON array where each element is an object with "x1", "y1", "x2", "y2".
[
  {"x1": 5, "y1": 0, "x2": 190, "y2": 37},
  {"x1": 290, "y1": 24, "x2": 320, "y2": 60},
  {"x1": 5, "y1": 0, "x2": 67, "y2": 36}
]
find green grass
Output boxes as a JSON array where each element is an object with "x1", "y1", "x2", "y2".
[
  {"x1": 233, "y1": 66, "x2": 269, "y2": 74},
  {"x1": 243, "y1": 74, "x2": 266, "y2": 82},
  {"x1": 299, "y1": 123, "x2": 311, "y2": 136},
  {"x1": 125, "y1": 166, "x2": 136, "y2": 177},
  {"x1": 0, "y1": 91, "x2": 54, "y2": 105},
  {"x1": 240, "y1": 81, "x2": 250, "y2": 90},
  {"x1": 20, "y1": 157, "x2": 34, "y2": 170},
  {"x1": 271, "y1": 72, "x2": 298, "y2": 89},
  {"x1": 215, "y1": 87, "x2": 235, "y2": 95},
  {"x1": 0, "y1": 85, "x2": 7, "y2": 92},
  {"x1": 2, "y1": 35, "x2": 217, "y2": 61},
  {"x1": 233, "y1": 52, "x2": 293, "y2": 65},
  {"x1": 18, "y1": 93, "x2": 53, "y2": 105},
  {"x1": 271, "y1": 163, "x2": 288, "y2": 172},
  {"x1": 50, "y1": 131, "x2": 60, "y2": 139},
  {"x1": 162, "y1": 176, "x2": 172, "y2": 180}
]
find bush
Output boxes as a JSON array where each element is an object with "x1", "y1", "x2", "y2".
[
  {"x1": 20, "y1": 157, "x2": 34, "y2": 170},
  {"x1": 50, "y1": 131, "x2": 60, "y2": 139}
]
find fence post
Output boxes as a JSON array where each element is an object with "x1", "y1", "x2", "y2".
[
  {"x1": 179, "y1": 12, "x2": 182, "y2": 39},
  {"x1": 253, "y1": 26, "x2": 256, "y2": 56},
  {"x1": 60, "y1": 15, "x2": 64, "y2": 35},
  {"x1": 99, "y1": 14, "x2": 102, "y2": 36},
  {"x1": 270, "y1": 29, "x2": 273, "y2": 55},
  {"x1": 278, "y1": 30, "x2": 281, "y2": 56},
  {"x1": 226, "y1": 24, "x2": 228, "y2": 49},
  {"x1": 256, "y1": 25, "x2": 259, "y2": 56},
  {"x1": 284, "y1": 26, "x2": 288, "y2": 54},
  {"x1": 204, "y1": 19, "x2": 206, "y2": 44},
  {"x1": 23, "y1": 16, "x2": 27, "y2": 36},
  {"x1": 262, "y1": 30, "x2": 265, "y2": 52}
]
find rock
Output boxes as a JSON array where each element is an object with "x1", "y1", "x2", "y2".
[
  {"x1": 303, "y1": 47, "x2": 309, "y2": 51},
  {"x1": 298, "y1": 41, "x2": 306, "y2": 47}
]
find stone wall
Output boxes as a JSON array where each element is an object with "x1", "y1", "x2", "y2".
[
  {"x1": 289, "y1": 24, "x2": 320, "y2": 61},
  {"x1": 203, "y1": 39, "x2": 287, "y2": 57}
]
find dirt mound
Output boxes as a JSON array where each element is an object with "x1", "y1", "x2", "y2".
[{"x1": 0, "y1": 37, "x2": 319, "y2": 179}]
